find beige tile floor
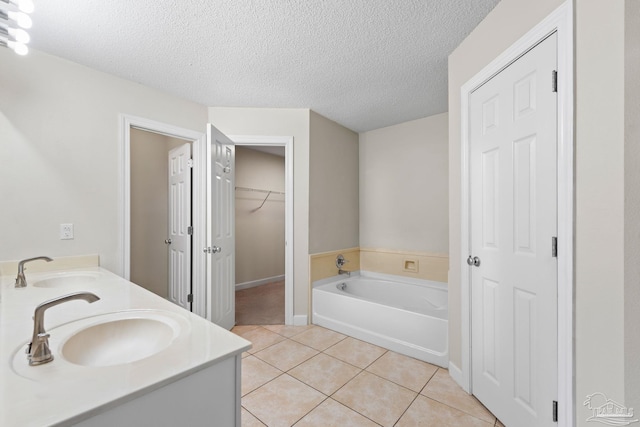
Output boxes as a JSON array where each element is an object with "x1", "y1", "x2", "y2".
[{"x1": 233, "y1": 324, "x2": 505, "y2": 427}]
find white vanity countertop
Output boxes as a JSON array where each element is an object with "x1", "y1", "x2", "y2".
[{"x1": 0, "y1": 267, "x2": 251, "y2": 427}]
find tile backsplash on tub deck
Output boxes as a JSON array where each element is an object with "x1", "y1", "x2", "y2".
[
  {"x1": 360, "y1": 248, "x2": 448, "y2": 283},
  {"x1": 309, "y1": 247, "x2": 448, "y2": 285},
  {"x1": 309, "y1": 248, "x2": 360, "y2": 284}
]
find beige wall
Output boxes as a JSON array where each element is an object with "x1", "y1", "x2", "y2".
[
  {"x1": 235, "y1": 147, "x2": 285, "y2": 285},
  {"x1": 575, "y1": 0, "x2": 626, "y2": 419},
  {"x1": 130, "y1": 128, "x2": 186, "y2": 298},
  {"x1": 309, "y1": 111, "x2": 360, "y2": 253},
  {"x1": 447, "y1": 0, "x2": 564, "y2": 374},
  {"x1": 208, "y1": 107, "x2": 310, "y2": 318},
  {"x1": 0, "y1": 49, "x2": 208, "y2": 274},
  {"x1": 360, "y1": 113, "x2": 449, "y2": 255},
  {"x1": 625, "y1": 0, "x2": 640, "y2": 414}
]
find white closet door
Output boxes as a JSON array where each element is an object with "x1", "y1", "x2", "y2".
[{"x1": 469, "y1": 33, "x2": 558, "y2": 427}]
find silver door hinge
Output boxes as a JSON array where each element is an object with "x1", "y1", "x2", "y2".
[
  {"x1": 187, "y1": 158, "x2": 194, "y2": 168},
  {"x1": 187, "y1": 294, "x2": 193, "y2": 303},
  {"x1": 552, "y1": 237, "x2": 558, "y2": 257},
  {"x1": 187, "y1": 226, "x2": 193, "y2": 235},
  {"x1": 552, "y1": 70, "x2": 558, "y2": 93},
  {"x1": 553, "y1": 400, "x2": 558, "y2": 422}
]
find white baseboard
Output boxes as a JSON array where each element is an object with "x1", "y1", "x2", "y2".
[
  {"x1": 293, "y1": 315, "x2": 308, "y2": 326},
  {"x1": 235, "y1": 275, "x2": 285, "y2": 291},
  {"x1": 448, "y1": 361, "x2": 469, "y2": 392}
]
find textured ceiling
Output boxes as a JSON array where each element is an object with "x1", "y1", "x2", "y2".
[{"x1": 28, "y1": 0, "x2": 499, "y2": 132}]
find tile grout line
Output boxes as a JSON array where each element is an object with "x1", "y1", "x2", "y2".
[
  {"x1": 241, "y1": 404, "x2": 268, "y2": 427},
  {"x1": 318, "y1": 397, "x2": 385, "y2": 427},
  {"x1": 391, "y1": 387, "x2": 422, "y2": 427},
  {"x1": 418, "y1": 367, "x2": 498, "y2": 425},
  {"x1": 289, "y1": 395, "x2": 330, "y2": 427},
  {"x1": 251, "y1": 340, "x2": 320, "y2": 372},
  {"x1": 241, "y1": 369, "x2": 286, "y2": 399},
  {"x1": 419, "y1": 394, "x2": 497, "y2": 426}
]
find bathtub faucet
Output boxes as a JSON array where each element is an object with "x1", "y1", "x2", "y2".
[{"x1": 336, "y1": 254, "x2": 350, "y2": 277}]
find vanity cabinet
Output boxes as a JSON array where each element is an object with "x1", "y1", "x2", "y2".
[
  {"x1": 75, "y1": 356, "x2": 240, "y2": 427},
  {"x1": 0, "y1": 263, "x2": 251, "y2": 427}
]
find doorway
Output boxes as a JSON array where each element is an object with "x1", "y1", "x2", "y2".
[
  {"x1": 231, "y1": 135, "x2": 294, "y2": 325},
  {"x1": 120, "y1": 115, "x2": 208, "y2": 318},
  {"x1": 234, "y1": 146, "x2": 286, "y2": 325},
  {"x1": 129, "y1": 128, "x2": 192, "y2": 307}
]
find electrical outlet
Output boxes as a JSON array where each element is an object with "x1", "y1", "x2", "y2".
[{"x1": 60, "y1": 223, "x2": 74, "y2": 240}]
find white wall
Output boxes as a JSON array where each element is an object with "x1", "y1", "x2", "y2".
[
  {"x1": 625, "y1": 0, "x2": 640, "y2": 414},
  {"x1": 309, "y1": 111, "x2": 359, "y2": 253},
  {"x1": 208, "y1": 107, "x2": 310, "y2": 318},
  {"x1": 575, "y1": 0, "x2": 625, "y2": 419},
  {"x1": 130, "y1": 129, "x2": 186, "y2": 298},
  {"x1": 359, "y1": 113, "x2": 448, "y2": 253},
  {"x1": 0, "y1": 49, "x2": 208, "y2": 274},
  {"x1": 235, "y1": 147, "x2": 285, "y2": 285}
]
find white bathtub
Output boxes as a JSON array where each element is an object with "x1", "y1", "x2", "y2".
[{"x1": 312, "y1": 272, "x2": 448, "y2": 367}]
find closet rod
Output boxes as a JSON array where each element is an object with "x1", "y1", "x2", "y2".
[{"x1": 235, "y1": 186, "x2": 285, "y2": 195}]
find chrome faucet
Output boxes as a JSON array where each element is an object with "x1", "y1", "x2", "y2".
[
  {"x1": 338, "y1": 269, "x2": 351, "y2": 277},
  {"x1": 336, "y1": 254, "x2": 350, "y2": 277},
  {"x1": 27, "y1": 292, "x2": 100, "y2": 366},
  {"x1": 15, "y1": 256, "x2": 53, "y2": 288}
]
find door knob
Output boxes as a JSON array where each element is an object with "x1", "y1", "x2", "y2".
[
  {"x1": 467, "y1": 256, "x2": 481, "y2": 267},
  {"x1": 164, "y1": 239, "x2": 172, "y2": 244},
  {"x1": 203, "y1": 246, "x2": 222, "y2": 254}
]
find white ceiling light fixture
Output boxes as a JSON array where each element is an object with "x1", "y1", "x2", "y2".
[
  {"x1": 0, "y1": 25, "x2": 28, "y2": 42},
  {"x1": 0, "y1": 38, "x2": 27, "y2": 55},
  {"x1": 1, "y1": 9, "x2": 32, "y2": 29},
  {"x1": 3, "y1": 0, "x2": 33, "y2": 13},
  {"x1": 0, "y1": 0, "x2": 33, "y2": 55}
]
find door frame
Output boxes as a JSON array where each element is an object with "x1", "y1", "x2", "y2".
[
  {"x1": 119, "y1": 114, "x2": 208, "y2": 317},
  {"x1": 458, "y1": 3, "x2": 574, "y2": 426},
  {"x1": 230, "y1": 135, "x2": 294, "y2": 326}
]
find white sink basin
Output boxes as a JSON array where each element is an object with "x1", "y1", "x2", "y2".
[
  {"x1": 33, "y1": 272, "x2": 101, "y2": 288},
  {"x1": 11, "y1": 310, "x2": 188, "y2": 380},
  {"x1": 62, "y1": 318, "x2": 175, "y2": 367}
]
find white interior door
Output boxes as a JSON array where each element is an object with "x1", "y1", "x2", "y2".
[
  {"x1": 206, "y1": 124, "x2": 235, "y2": 329},
  {"x1": 168, "y1": 143, "x2": 192, "y2": 311},
  {"x1": 469, "y1": 33, "x2": 558, "y2": 427}
]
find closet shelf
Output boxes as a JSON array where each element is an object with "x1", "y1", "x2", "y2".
[
  {"x1": 235, "y1": 186, "x2": 285, "y2": 195},
  {"x1": 235, "y1": 186, "x2": 285, "y2": 210}
]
